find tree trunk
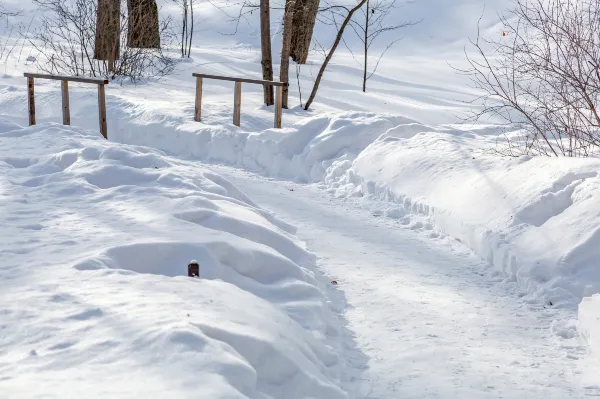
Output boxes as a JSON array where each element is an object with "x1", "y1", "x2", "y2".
[
  {"x1": 94, "y1": 0, "x2": 121, "y2": 62},
  {"x1": 304, "y1": 0, "x2": 367, "y2": 110},
  {"x1": 290, "y1": 0, "x2": 319, "y2": 64},
  {"x1": 362, "y1": 0, "x2": 368, "y2": 92},
  {"x1": 260, "y1": 0, "x2": 274, "y2": 105},
  {"x1": 127, "y1": 0, "x2": 160, "y2": 48},
  {"x1": 187, "y1": 0, "x2": 193, "y2": 57},
  {"x1": 280, "y1": 0, "x2": 295, "y2": 108}
]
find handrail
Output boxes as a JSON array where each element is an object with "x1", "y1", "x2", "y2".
[
  {"x1": 192, "y1": 73, "x2": 285, "y2": 128},
  {"x1": 24, "y1": 73, "x2": 109, "y2": 139},
  {"x1": 192, "y1": 73, "x2": 287, "y2": 87},
  {"x1": 23, "y1": 73, "x2": 109, "y2": 85}
]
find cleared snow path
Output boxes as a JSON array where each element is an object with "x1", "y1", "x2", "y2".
[{"x1": 210, "y1": 165, "x2": 595, "y2": 399}]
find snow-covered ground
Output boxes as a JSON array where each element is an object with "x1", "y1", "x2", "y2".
[
  {"x1": 1, "y1": 0, "x2": 600, "y2": 395},
  {"x1": 0, "y1": 122, "x2": 349, "y2": 398}
]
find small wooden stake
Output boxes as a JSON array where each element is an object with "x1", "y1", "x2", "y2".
[
  {"x1": 27, "y1": 77, "x2": 35, "y2": 126},
  {"x1": 194, "y1": 77, "x2": 203, "y2": 122},
  {"x1": 188, "y1": 261, "x2": 200, "y2": 277},
  {"x1": 233, "y1": 81, "x2": 242, "y2": 127},
  {"x1": 98, "y1": 84, "x2": 107, "y2": 139},
  {"x1": 61, "y1": 81, "x2": 70, "y2": 125},
  {"x1": 274, "y1": 85, "x2": 283, "y2": 129}
]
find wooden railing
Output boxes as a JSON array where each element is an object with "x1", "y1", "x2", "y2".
[
  {"x1": 192, "y1": 73, "x2": 287, "y2": 129},
  {"x1": 23, "y1": 73, "x2": 110, "y2": 139}
]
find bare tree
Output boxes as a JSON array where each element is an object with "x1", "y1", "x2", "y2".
[
  {"x1": 260, "y1": 0, "x2": 274, "y2": 105},
  {"x1": 173, "y1": 0, "x2": 197, "y2": 57},
  {"x1": 347, "y1": 0, "x2": 417, "y2": 92},
  {"x1": 304, "y1": 0, "x2": 367, "y2": 110},
  {"x1": 462, "y1": 0, "x2": 600, "y2": 157},
  {"x1": 280, "y1": 0, "x2": 295, "y2": 108}
]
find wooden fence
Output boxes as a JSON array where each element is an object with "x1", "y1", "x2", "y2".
[
  {"x1": 24, "y1": 73, "x2": 110, "y2": 139},
  {"x1": 192, "y1": 73, "x2": 287, "y2": 129},
  {"x1": 23, "y1": 72, "x2": 287, "y2": 140}
]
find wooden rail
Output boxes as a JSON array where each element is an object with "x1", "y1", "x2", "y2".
[
  {"x1": 23, "y1": 73, "x2": 110, "y2": 139},
  {"x1": 192, "y1": 73, "x2": 286, "y2": 128}
]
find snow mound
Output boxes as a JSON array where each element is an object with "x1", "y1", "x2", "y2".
[{"x1": 0, "y1": 121, "x2": 347, "y2": 399}]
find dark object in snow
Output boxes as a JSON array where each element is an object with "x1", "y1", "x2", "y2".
[
  {"x1": 331, "y1": 280, "x2": 338, "y2": 285},
  {"x1": 188, "y1": 260, "x2": 199, "y2": 277},
  {"x1": 288, "y1": 188, "x2": 294, "y2": 191}
]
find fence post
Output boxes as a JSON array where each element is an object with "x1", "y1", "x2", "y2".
[
  {"x1": 27, "y1": 77, "x2": 36, "y2": 126},
  {"x1": 98, "y1": 84, "x2": 108, "y2": 139},
  {"x1": 274, "y1": 85, "x2": 283, "y2": 129},
  {"x1": 233, "y1": 81, "x2": 242, "y2": 127},
  {"x1": 61, "y1": 81, "x2": 70, "y2": 125},
  {"x1": 194, "y1": 77, "x2": 203, "y2": 122}
]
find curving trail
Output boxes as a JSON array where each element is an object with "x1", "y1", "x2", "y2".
[{"x1": 212, "y1": 164, "x2": 592, "y2": 399}]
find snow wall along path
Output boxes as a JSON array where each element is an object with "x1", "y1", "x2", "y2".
[{"x1": 0, "y1": 120, "x2": 350, "y2": 398}]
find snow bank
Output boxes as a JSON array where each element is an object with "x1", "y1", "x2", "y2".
[
  {"x1": 108, "y1": 109, "x2": 600, "y2": 310},
  {"x1": 345, "y1": 129, "x2": 600, "y2": 309},
  {"x1": 0, "y1": 121, "x2": 347, "y2": 398},
  {"x1": 579, "y1": 295, "x2": 600, "y2": 363}
]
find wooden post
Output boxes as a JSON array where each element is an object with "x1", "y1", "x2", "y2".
[
  {"x1": 233, "y1": 81, "x2": 242, "y2": 127},
  {"x1": 194, "y1": 77, "x2": 203, "y2": 122},
  {"x1": 27, "y1": 77, "x2": 35, "y2": 126},
  {"x1": 188, "y1": 260, "x2": 199, "y2": 277},
  {"x1": 98, "y1": 84, "x2": 108, "y2": 139},
  {"x1": 61, "y1": 81, "x2": 70, "y2": 125},
  {"x1": 274, "y1": 85, "x2": 283, "y2": 129}
]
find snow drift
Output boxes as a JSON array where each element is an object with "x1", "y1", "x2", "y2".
[{"x1": 0, "y1": 121, "x2": 348, "y2": 398}]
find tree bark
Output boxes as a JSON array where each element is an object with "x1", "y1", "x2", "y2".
[
  {"x1": 127, "y1": 0, "x2": 160, "y2": 48},
  {"x1": 260, "y1": 0, "x2": 274, "y2": 105},
  {"x1": 362, "y1": 0, "x2": 368, "y2": 92},
  {"x1": 290, "y1": 0, "x2": 319, "y2": 64},
  {"x1": 304, "y1": 0, "x2": 367, "y2": 110},
  {"x1": 280, "y1": 0, "x2": 295, "y2": 108},
  {"x1": 94, "y1": 0, "x2": 121, "y2": 61}
]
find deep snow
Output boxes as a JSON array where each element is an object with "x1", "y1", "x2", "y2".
[
  {"x1": 1, "y1": 0, "x2": 600, "y2": 394},
  {"x1": 0, "y1": 121, "x2": 349, "y2": 398}
]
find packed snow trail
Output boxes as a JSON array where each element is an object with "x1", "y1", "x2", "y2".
[{"x1": 210, "y1": 165, "x2": 593, "y2": 399}]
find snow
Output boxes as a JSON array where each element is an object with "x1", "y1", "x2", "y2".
[
  {"x1": 0, "y1": 122, "x2": 347, "y2": 398},
  {"x1": 211, "y1": 164, "x2": 595, "y2": 397},
  {"x1": 580, "y1": 295, "x2": 600, "y2": 362},
  {"x1": 1, "y1": 0, "x2": 600, "y2": 394}
]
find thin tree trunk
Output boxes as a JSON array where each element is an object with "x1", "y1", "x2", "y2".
[
  {"x1": 304, "y1": 0, "x2": 367, "y2": 110},
  {"x1": 280, "y1": 0, "x2": 295, "y2": 109},
  {"x1": 181, "y1": 1, "x2": 187, "y2": 57},
  {"x1": 187, "y1": 0, "x2": 193, "y2": 57},
  {"x1": 260, "y1": 0, "x2": 274, "y2": 105},
  {"x1": 362, "y1": 0, "x2": 368, "y2": 92}
]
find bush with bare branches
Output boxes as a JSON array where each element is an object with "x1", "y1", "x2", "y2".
[
  {"x1": 464, "y1": 0, "x2": 600, "y2": 157},
  {"x1": 30, "y1": 0, "x2": 178, "y2": 81}
]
